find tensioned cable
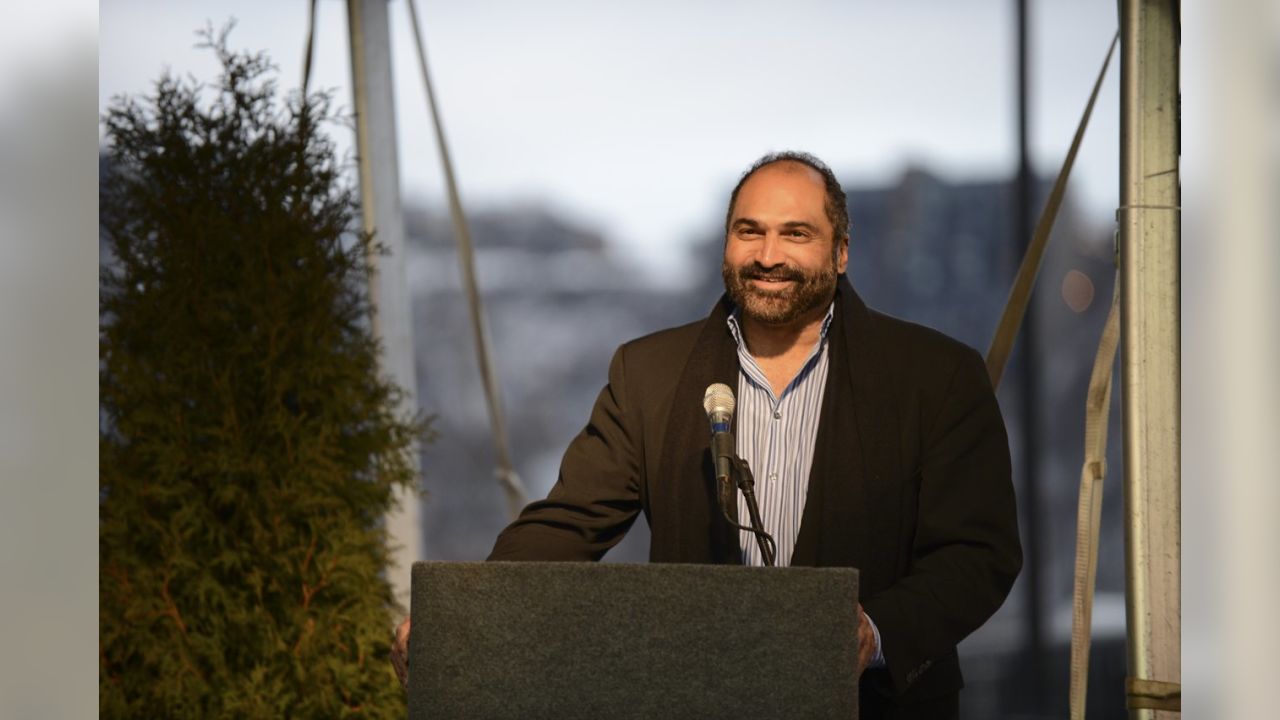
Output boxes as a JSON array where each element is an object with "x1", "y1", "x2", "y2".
[
  {"x1": 404, "y1": 0, "x2": 528, "y2": 518},
  {"x1": 979, "y1": 32, "x2": 1122, "y2": 719},
  {"x1": 985, "y1": 32, "x2": 1119, "y2": 390},
  {"x1": 301, "y1": 0, "x2": 318, "y2": 96}
]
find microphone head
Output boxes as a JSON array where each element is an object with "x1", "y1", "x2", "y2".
[{"x1": 703, "y1": 383, "x2": 736, "y2": 422}]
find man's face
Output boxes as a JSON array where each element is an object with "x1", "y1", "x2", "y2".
[{"x1": 722, "y1": 162, "x2": 849, "y2": 326}]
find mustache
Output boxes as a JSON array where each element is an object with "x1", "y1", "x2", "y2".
[{"x1": 736, "y1": 264, "x2": 806, "y2": 283}]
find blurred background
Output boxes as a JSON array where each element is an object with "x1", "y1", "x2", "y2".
[
  {"x1": 96, "y1": 1, "x2": 1125, "y2": 717},
  {"x1": 2, "y1": 0, "x2": 1268, "y2": 718}
]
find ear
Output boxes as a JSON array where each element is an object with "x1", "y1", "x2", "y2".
[{"x1": 836, "y1": 236, "x2": 849, "y2": 274}]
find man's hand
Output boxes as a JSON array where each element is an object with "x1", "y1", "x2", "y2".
[
  {"x1": 856, "y1": 603, "x2": 877, "y2": 675},
  {"x1": 390, "y1": 616, "x2": 411, "y2": 690}
]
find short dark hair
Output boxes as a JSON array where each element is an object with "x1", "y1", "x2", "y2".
[{"x1": 724, "y1": 151, "x2": 850, "y2": 246}]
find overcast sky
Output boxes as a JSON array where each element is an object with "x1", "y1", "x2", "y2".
[{"x1": 100, "y1": 0, "x2": 1121, "y2": 279}]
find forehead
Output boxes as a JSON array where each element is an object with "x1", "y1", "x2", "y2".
[{"x1": 732, "y1": 162, "x2": 828, "y2": 221}]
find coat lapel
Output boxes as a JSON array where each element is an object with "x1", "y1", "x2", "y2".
[
  {"x1": 651, "y1": 296, "x2": 742, "y2": 564},
  {"x1": 651, "y1": 277, "x2": 900, "y2": 576},
  {"x1": 792, "y1": 277, "x2": 893, "y2": 575}
]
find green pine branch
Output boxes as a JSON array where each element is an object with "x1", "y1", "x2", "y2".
[{"x1": 100, "y1": 27, "x2": 429, "y2": 719}]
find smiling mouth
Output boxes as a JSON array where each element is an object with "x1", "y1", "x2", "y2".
[{"x1": 748, "y1": 277, "x2": 796, "y2": 287}]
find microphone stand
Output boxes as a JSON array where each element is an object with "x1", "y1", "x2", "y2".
[
  {"x1": 731, "y1": 456, "x2": 776, "y2": 567},
  {"x1": 711, "y1": 428, "x2": 736, "y2": 519},
  {"x1": 712, "y1": 434, "x2": 777, "y2": 567}
]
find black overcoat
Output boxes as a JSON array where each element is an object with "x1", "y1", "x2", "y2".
[{"x1": 490, "y1": 277, "x2": 1022, "y2": 718}]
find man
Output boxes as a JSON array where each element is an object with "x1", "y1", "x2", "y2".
[{"x1": 394, "y1": 152, "x2": 1021, "y2": 719}]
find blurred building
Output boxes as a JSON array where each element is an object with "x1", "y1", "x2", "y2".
[{"x1": 405, "y1": 204, "x2": 689, "y2": 562}]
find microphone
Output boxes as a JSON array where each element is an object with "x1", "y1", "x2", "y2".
[
  {"x1": 703, "y1": 383, "x2": 735, "y2": 433},
  {"x1": 702, "y1": 383, "x2": 777, "y2": 566},
  {"x1": 703, "y1": 383, "x2": 737, "y2": 514}
]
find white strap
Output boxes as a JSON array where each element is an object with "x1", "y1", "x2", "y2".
[{"x1": 1068, "y1": 271, "x2": 1121, "y2": 720}]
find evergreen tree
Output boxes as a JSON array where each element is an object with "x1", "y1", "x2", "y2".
[{"x1": 99, "y1": 31, "x2": 426, "y2": 718}]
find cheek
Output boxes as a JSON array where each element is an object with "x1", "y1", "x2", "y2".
[{"x1": 723, "y1": 242, "x2": 752, "y2": 267}]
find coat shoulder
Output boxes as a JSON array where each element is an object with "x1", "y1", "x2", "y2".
[
  {"x1": 616, "y1": 317, "x2": 707, "y2": 372},
  {"x1": 864, "y1": 308, "x2": 988, "y2": 390}
]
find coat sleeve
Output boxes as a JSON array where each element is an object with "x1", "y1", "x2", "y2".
[
  {"x1": 487, "y1": 345, "x2": 643, "y2": 561},
  {"x1": 861, "y1": 346, "x2": 1023, "y2": 695}
]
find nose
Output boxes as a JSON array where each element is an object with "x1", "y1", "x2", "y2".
[{"x1": 756, "y1": 233, "x2": 785, "y2": 269}]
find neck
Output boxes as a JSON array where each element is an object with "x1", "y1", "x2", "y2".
[{"x1": 740, "y1": 299, "x2": 830, "y2": 360}]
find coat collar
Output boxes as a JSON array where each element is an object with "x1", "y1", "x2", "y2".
[{"x1": 650, "y1": 275, "x2": 897, "y2": 570}]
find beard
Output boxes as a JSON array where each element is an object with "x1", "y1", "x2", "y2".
[{"x1": 722, "y1": 258, "x2": 838, "y2": 326}]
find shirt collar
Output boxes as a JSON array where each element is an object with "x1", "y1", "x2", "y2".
[{"x1": 726, "y1": 300, "x2": 836, "y2": 351}]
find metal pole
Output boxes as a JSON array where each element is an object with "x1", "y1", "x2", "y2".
[
  {"x1": 1014, "y1": 0, "x2": 1046, "y2": 705},
  {"x1": 347, "y1": 0, "x2": 423, "y2": 610},
  {"x1": 1119, "y1": 1, "x2": 1181, "y2": 718}
]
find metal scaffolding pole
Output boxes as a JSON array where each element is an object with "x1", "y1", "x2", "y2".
[
  {"x1": 1119, "y1": 1, "x2": 1181, "y2": 717},
  {"x1": 1012, "y1": 0, "x2": 1047, "y2": 703},
  {"x1": 347, "y1": 0, "x2": 422, "y2": 609}
]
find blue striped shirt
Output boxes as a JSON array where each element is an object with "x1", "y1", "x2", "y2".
[
  {"x1": 727, "y1": 303, "x2": 834, "y2": 567},
  {"x1": 726, "y1": 301, "x2": 884, "y2": 667}
]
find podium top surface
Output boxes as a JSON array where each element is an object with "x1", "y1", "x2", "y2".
[{"x1": 409, "y1": 561, "x2": 860, "y2": 720}]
